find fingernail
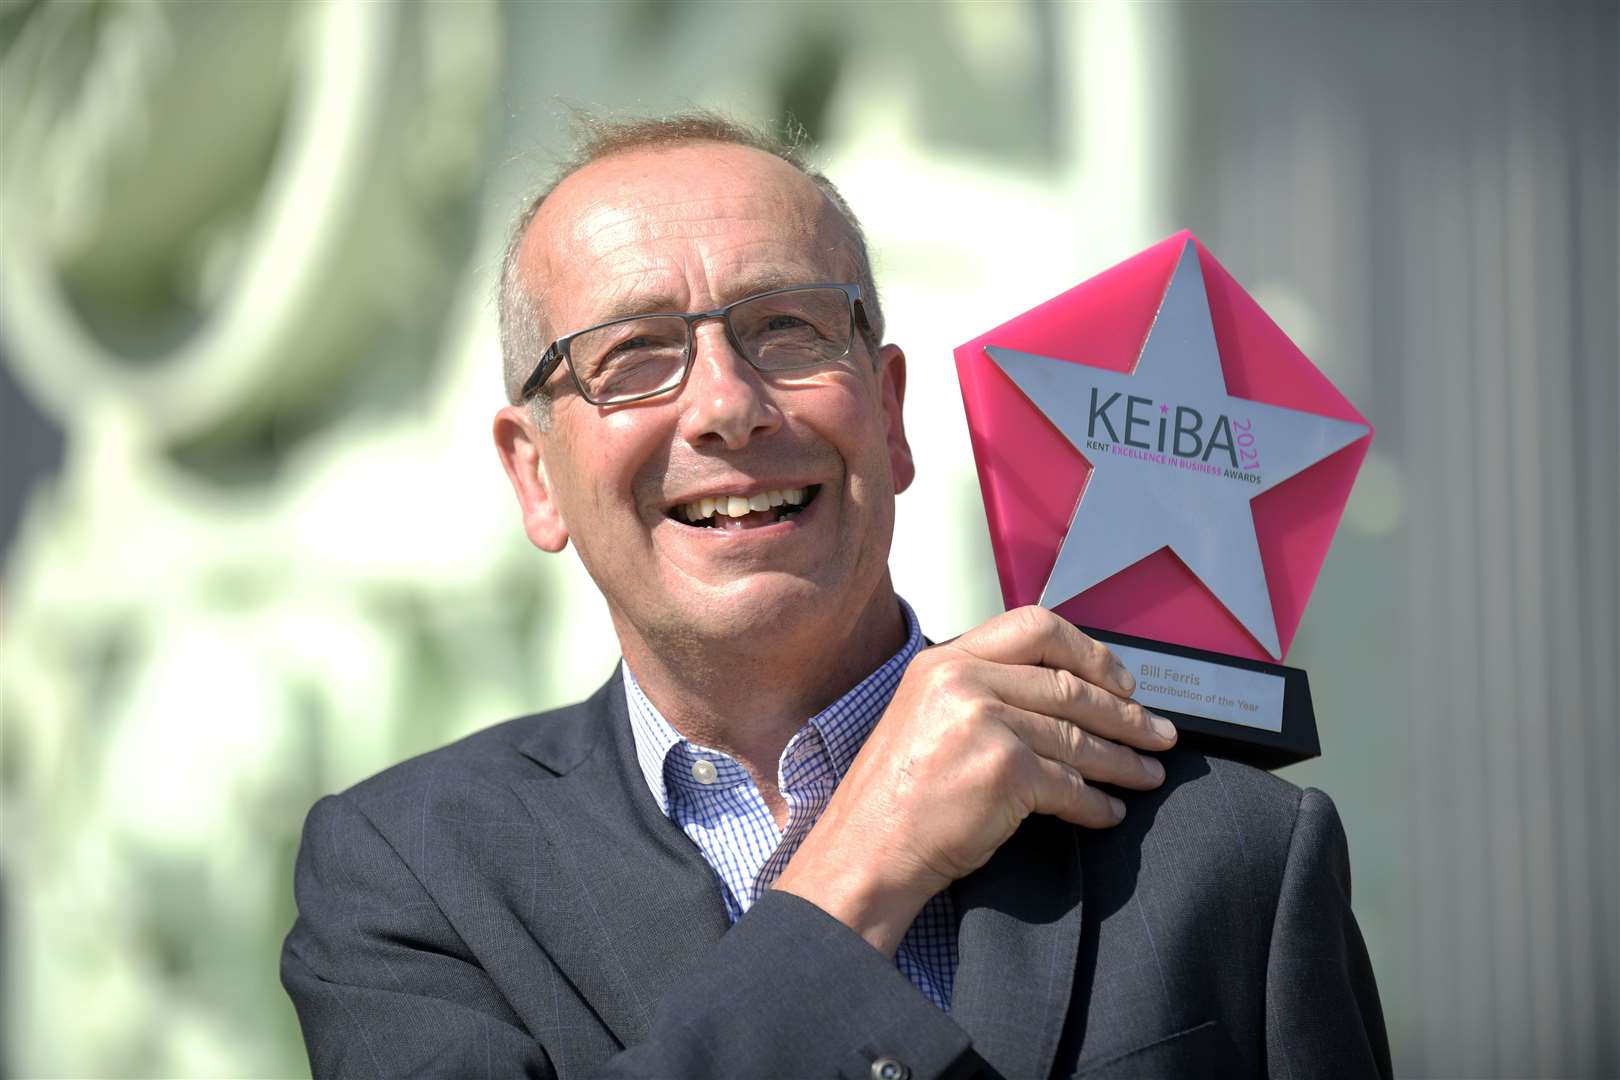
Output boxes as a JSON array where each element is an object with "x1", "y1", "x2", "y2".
[
  {"x1": 1143, "y1": 756, "x2": 1165, "y2": 782},
  {"x1": 1113, "y1": 657, "x2": 1136, "y2": 695},
  {"x1": 1108, "y1": 796, "x2": 1127, "y2": 820},
  {"x1": 1151, "y1": 714, "x2": 1176, "y2": 740}
]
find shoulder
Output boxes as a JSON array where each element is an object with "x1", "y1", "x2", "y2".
[
  {"x1": 1083, "y1": 746, "x2": 1335, "y2": 909},
  {"x1": 1072, "y1": 748, "x2": 1346, "y2": 1016},
  {"x1": 308, "y1": 674, "x2": 622, "y2": 841},
  {"x1": 1156, "y1": 745, "x2": 1310, "y2": 833}
]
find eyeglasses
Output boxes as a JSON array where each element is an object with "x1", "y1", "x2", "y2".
[{"x1": 519, "y1": 283, "x2": 871, "y2": 406}]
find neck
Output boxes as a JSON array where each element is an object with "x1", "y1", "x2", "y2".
[{"x1": 615, "y1": 577, "x2": 907, "y2": 800}]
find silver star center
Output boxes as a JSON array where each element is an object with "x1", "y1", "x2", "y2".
[{"x1": 985, "y1": 239, "x2": 1368, "y2": 659}]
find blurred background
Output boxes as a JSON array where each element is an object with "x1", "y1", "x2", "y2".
[{"x1": 1, "y1": 1, "x2": 1614, "y2": 1076}]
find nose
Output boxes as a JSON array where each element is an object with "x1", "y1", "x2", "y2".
[{"x1": 677, "y1": 319, "x2": 782, "y2": 450}]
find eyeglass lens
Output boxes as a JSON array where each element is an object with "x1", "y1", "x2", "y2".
[{"x1": 568, "y1": 287, "x2": 854, "y2": 403}]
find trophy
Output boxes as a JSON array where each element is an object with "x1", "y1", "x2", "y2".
[{"x1": 955, "y1": 233, "x2": 1372, "y2": 769}]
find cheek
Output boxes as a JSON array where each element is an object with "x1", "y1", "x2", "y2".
[
  {"x1": 548, "y1": 408, "x2": 664, "y2": 525},
  {"x1": 786, "y1": 372, "x2": 885, "y2": 441},
  {"x1": 793, "y1": 414, "x2": 897, "y2": 518}
]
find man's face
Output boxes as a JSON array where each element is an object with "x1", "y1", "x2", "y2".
[{"x1": 494, "y1": 143, "x2": 913, "y2": 664}]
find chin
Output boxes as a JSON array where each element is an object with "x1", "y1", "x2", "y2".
[{"x1": 648, "y1": 574, "x2": 862, "y2": 653}]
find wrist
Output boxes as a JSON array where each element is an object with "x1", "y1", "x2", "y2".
[{"x1": 773, "y1": 835, "x2": 939, "y2": 957}]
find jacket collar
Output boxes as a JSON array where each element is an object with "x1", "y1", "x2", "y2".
[{"x1": 516, "y1": 674, "x2": 614, "y2": 776}]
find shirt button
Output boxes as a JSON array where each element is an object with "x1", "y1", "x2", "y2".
[
  {"x1": 870, "y1": 1057, "x2": 909, "y2": 1080},
  {"x1": 691, "y1": 758, "x2": 717, "y2": 785}
]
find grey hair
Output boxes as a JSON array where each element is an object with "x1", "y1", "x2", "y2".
[{"x1": 496, "y1": 109, "x2": 885, "y2": 426}]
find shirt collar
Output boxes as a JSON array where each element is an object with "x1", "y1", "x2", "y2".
[{"x1": 623, "y1": 597, "x2": 925, "y2": 815}]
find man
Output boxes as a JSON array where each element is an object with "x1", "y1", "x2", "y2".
[{"x1": 282, "y1": 113, "x2": 1391, "y2": 1079}]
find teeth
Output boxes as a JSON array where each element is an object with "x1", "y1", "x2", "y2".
[{"x1": 679, "y1": 488, "x2": 811, "y2": 522}]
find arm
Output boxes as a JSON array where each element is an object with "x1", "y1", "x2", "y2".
[
  {"x1": 283, "y1": 794, "x2": 972, "y2": 1080},
  {"x1": 1264, "y1": 788, "x2": 1394, "y2": 1080},
  {"x1": 603, "y1": 891, "x2": 971, "y2": 1079}
]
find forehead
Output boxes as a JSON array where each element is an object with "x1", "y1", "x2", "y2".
[{"x1": 521, "y1": 142, "x2": 859, "y2": 333}]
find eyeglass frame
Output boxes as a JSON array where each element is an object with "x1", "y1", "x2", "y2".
[{"x1": 517, "y1": 282, "x2": 876, "y2": 405}]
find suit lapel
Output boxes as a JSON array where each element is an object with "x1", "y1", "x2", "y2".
[
  {"x1": 950, "y1": 813, "x2": 1085, "y2": 1080},
  {"x1": 513, "y1": 673, "x2": 731, "y2": 1047}
]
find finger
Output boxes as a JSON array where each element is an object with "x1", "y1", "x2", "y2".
[
  {"x1": 975, "y1": 659, "x2": 1177, "y2": 751},
  {"x1": 1001, "y1": 704, "x2": 1166, "y2": 790},
  {"x1": 1026, "y1": 755, "x2": 1126, "y2": 829},
  {"x1": 947, "y1": 606, "x2": 1136, "y2": 698}
]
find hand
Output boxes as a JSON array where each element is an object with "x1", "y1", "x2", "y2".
[{"x1": 774, "y1": 605, "x2": 1177, "y2": 956}]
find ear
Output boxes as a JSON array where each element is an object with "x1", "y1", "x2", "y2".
[
  {"x1": 875, "y1": 343, "x2": 915, "y2": 494},
  {"x1": 493, "y1": 404, "x2": 570, "y2": 552}
]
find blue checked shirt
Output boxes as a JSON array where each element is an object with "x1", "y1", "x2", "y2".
[{"x1": 622, "y1": 598, "x2": 958, "y2": 1011}]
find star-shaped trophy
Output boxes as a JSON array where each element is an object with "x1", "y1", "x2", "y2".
[{"x1": 955, "y1": 233, "x2": 1372, "y2": 768}]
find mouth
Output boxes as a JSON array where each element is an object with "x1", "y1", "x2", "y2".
[{"x1": 666, "y1": 485, "x2": 821, "y2": 531}]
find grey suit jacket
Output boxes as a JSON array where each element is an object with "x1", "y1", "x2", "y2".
[{"x1": 282, "y1": 671, "x2": 1391, "y2": 1079}]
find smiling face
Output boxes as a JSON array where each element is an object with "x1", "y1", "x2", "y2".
[{"x1": 494, "y1": 142, "x2": 914, "y2": 690}]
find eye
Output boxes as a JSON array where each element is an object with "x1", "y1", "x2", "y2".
[
  {"x1": 605, "y1": 335, "x2": 660, "y2": 357},
  {"x1": 763, "y1": 314, "x2": 812, "y2": 332}
]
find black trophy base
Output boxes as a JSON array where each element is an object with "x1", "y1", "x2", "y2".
[{"x1": 1078, "y1": 625, "x2": 1319, "y2": 772}]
